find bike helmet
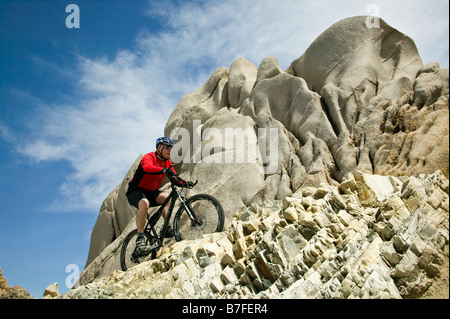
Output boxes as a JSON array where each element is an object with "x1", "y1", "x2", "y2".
[{"x1": 156, "y1": 137, "x2": 174, "y2": 148}]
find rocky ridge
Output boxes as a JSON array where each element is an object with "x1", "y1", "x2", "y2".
[{"x1": 60, "y1": 170, "x2": 448, "y2": 299}]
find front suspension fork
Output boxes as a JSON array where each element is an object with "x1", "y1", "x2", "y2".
[{"x1": 178, "y1": 193, "x2": 202, "y2": 226}]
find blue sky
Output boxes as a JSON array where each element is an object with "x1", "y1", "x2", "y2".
[{"x1": 0, "y1": 0, "x2": 448, "y2": 298}]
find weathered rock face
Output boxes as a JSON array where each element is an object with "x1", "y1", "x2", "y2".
[
  {"x1": 287, "y1": 16, "x2": 448, "y2": 180},
  {"x1": 79, "y1": 16, "x2": 449, "y2": 297},
  {"x1": 60, "y1": 171, "x2": 449, "y2": 299}
]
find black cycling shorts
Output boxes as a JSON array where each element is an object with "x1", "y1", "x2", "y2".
[{"x1": 126, "y1": 188, "x2": 163, "y2": 208}]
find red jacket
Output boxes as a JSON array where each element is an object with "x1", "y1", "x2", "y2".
[{"x1": 128, "y1": 152, "x2": 177, "y2": 191}]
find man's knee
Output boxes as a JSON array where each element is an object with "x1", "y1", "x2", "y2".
[
  {"x1": 156, "y1": 192, "x2": 169, "y2": 205},
  {"x1": 139, "y1": 198, "x2": 150, "y2": 209}
]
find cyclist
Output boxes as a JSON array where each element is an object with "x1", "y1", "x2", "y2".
[{"x1": 126, "y1": 137, "x2": 179, "y2": 253}]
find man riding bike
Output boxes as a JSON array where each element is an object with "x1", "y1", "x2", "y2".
[{"x1": 126, "y1": 137, "x2": 183, "y2": 253}]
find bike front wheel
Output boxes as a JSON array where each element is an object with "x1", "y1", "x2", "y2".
[
  {"x1": 120, "y1": 229, "x2": 157, "y2": 271},
  {"x1": 173, "y1": 194, "x2": 225, "y2": 241}
]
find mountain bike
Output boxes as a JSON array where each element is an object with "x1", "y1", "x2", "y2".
[{"x1": 120, "y1": 165, "x2": 225, "y2": 271}]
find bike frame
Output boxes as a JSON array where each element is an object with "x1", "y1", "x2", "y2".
[{"x1": 144, "y1": 182, "x2": 198, "y2": 250}]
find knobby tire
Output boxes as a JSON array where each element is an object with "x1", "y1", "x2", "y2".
[
  {"x1": 173, "y1": 193, "x2": 225, "y2": 242},
  {"x1": 120, "y1": 229, "x2": 156, "y2": 271}
]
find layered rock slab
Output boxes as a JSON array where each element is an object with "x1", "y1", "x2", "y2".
[{"x1": 60, "y1": 171, "x2": 449, "y2": 299}]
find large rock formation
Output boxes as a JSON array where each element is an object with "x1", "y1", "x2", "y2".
[{"x1": 79, "y1": 16, "x2": 449, "y2": 298}]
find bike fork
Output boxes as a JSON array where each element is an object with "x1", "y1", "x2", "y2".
[
  {"x1": 178, "y1": 193, "x2": 202, "y2": 226},
  {"x1": 184, "y1": 204, "x2": 203, "y2": 226}
]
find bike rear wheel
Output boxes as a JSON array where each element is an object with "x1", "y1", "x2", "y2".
[
  {"x1": 120, "y1": 229, "x2": 157, "y2": 271},
  {"x1": 173, "y1": 194, "x2": 225, "y2": 241}
]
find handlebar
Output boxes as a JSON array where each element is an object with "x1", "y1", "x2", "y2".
[{"x1": 163, "y1": 164, "x2": 198, "y2": 189}]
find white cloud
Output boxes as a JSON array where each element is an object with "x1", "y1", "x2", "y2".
[
  {"x1": 145, "y1": 0, "x2": 448, "y2": 68},
  {"x1": 16, "y1": 0, "x2": 448, "y2": 212},
  {"x1": 18, "y1": 52, "x2": 174, "y2": 211},
  {"x1": 0, "y1": 123, "x2": 15, "y2": 144}
]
